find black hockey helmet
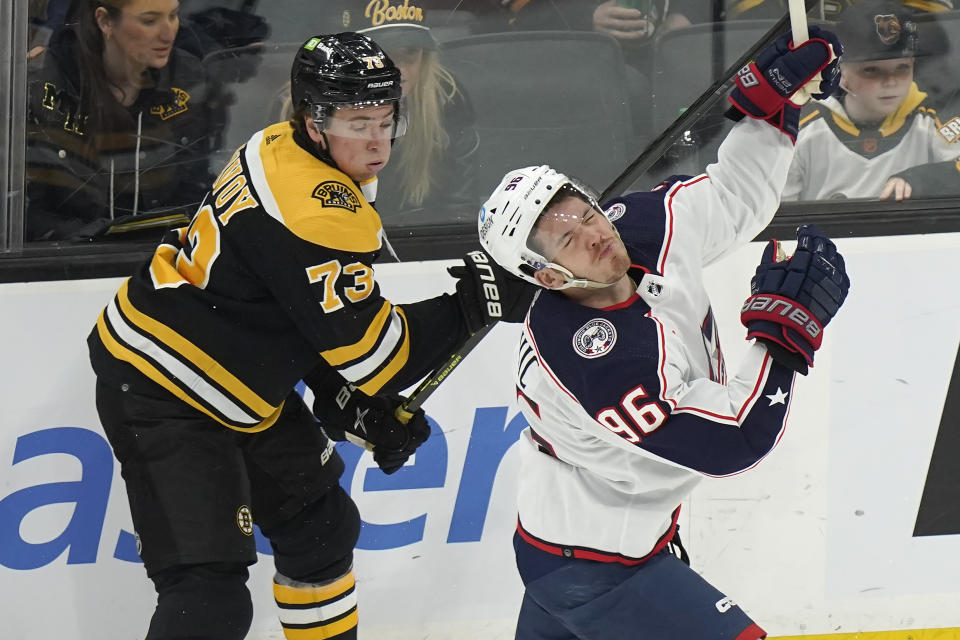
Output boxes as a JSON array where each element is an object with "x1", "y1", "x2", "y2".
[{"x1": 290, "y1": 32, "x2": 405, "y2": 132}]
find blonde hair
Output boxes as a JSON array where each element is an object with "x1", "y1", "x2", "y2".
[{"x1": 393, "y1": 50, "x2": 458, "y2": 208}]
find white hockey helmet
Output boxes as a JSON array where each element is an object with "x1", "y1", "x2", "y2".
[{"x1": 477, "y1": 165, "x2": 607, "y2": 288}]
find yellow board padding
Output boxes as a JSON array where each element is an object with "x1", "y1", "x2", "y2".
[{"x1": 773, "y1": 628, "x2": 960, "y2": 640}]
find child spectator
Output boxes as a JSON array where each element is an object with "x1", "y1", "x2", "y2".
[{"x1": 783, "y1": 0, "x2": 959, "y2": 201}]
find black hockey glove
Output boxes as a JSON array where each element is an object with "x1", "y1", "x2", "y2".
[
  {"x1": 311, "y1": 375, "x2": 430, "y2": 475},
  {"x1": 449, "y1": 249, "x2": 538, "y2": 334},
  {"x1": 741, "y1": 224, "x2": 850, "y2": 375},
  {"x1": 727, "y1": 25, "x2": 842, "y2": 142}
]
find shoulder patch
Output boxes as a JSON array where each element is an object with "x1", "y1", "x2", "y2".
[
  {"x1": 572, "y1": 318, "x2": 617, "y2": 359},
  {"x1": 938, "y1": 116, "x2": 960, "y2": 144},
  {"x1": 604, "y1": 202, "x2": 626, "y2": 221},
  {"x1": 312, "y1": 181, "x2": 361, "y2": 212},
  {"x1": 150, "y1": 87, "x2": 190, "y2": 120}
]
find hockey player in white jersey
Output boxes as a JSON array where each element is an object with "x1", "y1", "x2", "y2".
[{"x1": 478, "y1": 27, "x2": 849, "y2": 640}]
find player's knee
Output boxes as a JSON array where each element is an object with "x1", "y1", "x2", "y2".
[
  {"x1": 147, "y1": 562, "x2": 253, "y2": 640},
  {"x1": 264, "y1": 486, "x2": 361, "y2": 583}
]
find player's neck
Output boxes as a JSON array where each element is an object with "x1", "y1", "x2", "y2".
[{"x1": 563, "y1": 275, "x2": 636, "y2": 309}]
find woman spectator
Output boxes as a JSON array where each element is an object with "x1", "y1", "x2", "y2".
[{"x1": 25, "y1": 0, "x2": 223, "y2": 241}]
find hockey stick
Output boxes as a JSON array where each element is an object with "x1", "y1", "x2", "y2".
[
  {"x1": 788, "y1": 0, "x2": 809, "y2": 44},
  {"x1": 342, "y1": 323, "x2": 497, "y2": 451},
  {"x1": 394, "y1": 323, "x2": 495, "y2": 422}
]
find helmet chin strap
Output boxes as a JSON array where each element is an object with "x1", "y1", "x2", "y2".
[{"x1": 546, "y1": 262, "x2": 618, "y2": 290}]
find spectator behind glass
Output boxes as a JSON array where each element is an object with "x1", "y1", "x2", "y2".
[
  {"x1": 722, "y1": 0, "x2": 952, "y2": 21},
  {"x1": 25, "y1": 0, "x2": 223, "y2": 241},
  {"x1": 782, "y1": 0, "x2": 959, "y2": 201},
  {"x1": 273, "y1": 1, "x2": 479, "y2": 225},
  {"x1": 354, "y1": 1, "x2": 479, "y2": 224},
  {"x1": 466, "y1": 0, "x2": 697, "y2": 148},
  {"x1": 471, "y1": 0, "x2": 695, "y2": 41}
]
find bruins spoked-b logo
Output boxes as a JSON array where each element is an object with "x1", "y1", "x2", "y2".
[
  {"x1": 573, "y1": 318, "x2": 617, "y2": 359},
  {"x1": 312, "y1": 181, "x2": 361, "y2": 212},
  {"x1": 236, "y1": 505, "x2": 254, "y2": 536}
]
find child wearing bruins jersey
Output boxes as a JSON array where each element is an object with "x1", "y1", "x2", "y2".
[
  {"x1": 783, "y1": 0, "x2": 959, "y2": 201},
  {"x1": 86, "y1": 32, "x2": 534, "y2": 640}
]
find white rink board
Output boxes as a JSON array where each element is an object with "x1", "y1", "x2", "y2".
[{"x1": 0, "y1": 233, "x2": 958, "y2": 639}]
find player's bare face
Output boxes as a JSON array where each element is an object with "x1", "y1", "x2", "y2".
[
  {"x1": 533, "y1": 196, "x2": 630, "y2": 285},
  {"x1": 841, "y1": 58, "x2": 914, "y2": 122},
  {"x1": 319, "y1": 104, "x2": 395, "y2": 182}
]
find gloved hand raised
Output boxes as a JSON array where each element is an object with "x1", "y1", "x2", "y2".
[
  {"x1": 449, "y1": 249, "x2": 538, "y2": 334},
  {"x1": 728, "y1": 25, "x2": 842, "y2": 141},
  {"x1": 741, "y1": 224, "x2": 850, "y2": 375}
]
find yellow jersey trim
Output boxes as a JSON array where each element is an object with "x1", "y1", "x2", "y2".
[
  {"x1": 249, "y1": 123, "x2": 383, "y2": 253},
  {"x1": 96, "y1": 308, "x2": 282, "y2": 433},
  {"x1": 321, "y1": 300, "x2": 393, "y2": 366},
  {"x1": 115, "y1": 281, "x2": 277, "y2": 420},
  {"x1": 357, "y1": 306, "x2": 411, "y2": 395}
]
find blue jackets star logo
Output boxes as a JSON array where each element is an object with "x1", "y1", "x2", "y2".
[{"x1": 766, "y1": 387, "x2": 788, "y2": 405}]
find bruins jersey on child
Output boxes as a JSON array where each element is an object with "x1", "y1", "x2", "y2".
[{"x1": 783, "y1": 84, "x2": 959, "y2": 200}]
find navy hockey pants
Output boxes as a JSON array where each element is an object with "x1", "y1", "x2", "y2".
[{"x1": 514, "y1": 533, "x2": 766, "y2": 640}]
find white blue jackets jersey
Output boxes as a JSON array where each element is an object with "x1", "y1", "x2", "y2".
[
  {"x1": 783, "y1": 84, "x2": 959, "y2": 200},
  {"x1": 513, "y1": 118, "x2": 800, "y2": 563}
]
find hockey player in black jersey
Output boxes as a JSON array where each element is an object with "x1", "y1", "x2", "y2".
[
  {"x1": 87, "y1": 32, "x2": 533, "y2": 640},
  {"x1": 477, "y1": 28, "x2": 849, "y2": 640}
]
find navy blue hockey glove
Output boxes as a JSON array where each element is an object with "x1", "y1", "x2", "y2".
[
  {"x1": 728, "y1": 25, "x2": 842, "y2": 142},
  {"x1": 308, "y1": 371, "x2": 430, "y2": 475},
  {"x1": 449, "y1": 249, "x2": 537, "y2": 334},
  {"x1": 741, "y1": 224, "x2": 850, "y2": 375}
]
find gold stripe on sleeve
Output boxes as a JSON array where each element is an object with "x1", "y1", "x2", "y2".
[
  {"x1": 320, "y1": 300, "x2": 393, "y2": 366},
  {"x1": 357, "y1": 306, "x2": 411, "y2": 395}
]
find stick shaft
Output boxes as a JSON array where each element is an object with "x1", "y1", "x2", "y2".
[
  {"x1": 788, "y1": 0, "x2": 809, "y2": 43},
  {"x1": 395, "y1": 323, "x2": 495, "y2": 422}
]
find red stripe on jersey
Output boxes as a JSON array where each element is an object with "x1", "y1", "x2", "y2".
[
  {"x1": 671, "y1": 352, "x2": 774, "y2": 425},
  {"x1": 516, "y1": 507, "x2": 681, "y2": 567},
  {"x1": 736, "y1": 623, "x2": 767, "y2": 640},
  {"x1": 528, "y1": 427, "x2": 558, "y2": 458},
  {"x1": 517, "y1": 386, "x2": 541, "y2": 418},
  {"x1": 647, "y1": 312, "x2": 677, "y2": 411},
  {"x1": 659, "y1": 175, "x2": 709, "y2": 274},
  {"x1": 603, "y1": 293, "x2": 640, "y2": 311},
  {"x1": 523, "y1": 320, "x2": 578, "y2": 403}
]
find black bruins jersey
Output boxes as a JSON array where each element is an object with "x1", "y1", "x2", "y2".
[{"x1": 89, "y1": 122, "x2": 466, "y2": 432}]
